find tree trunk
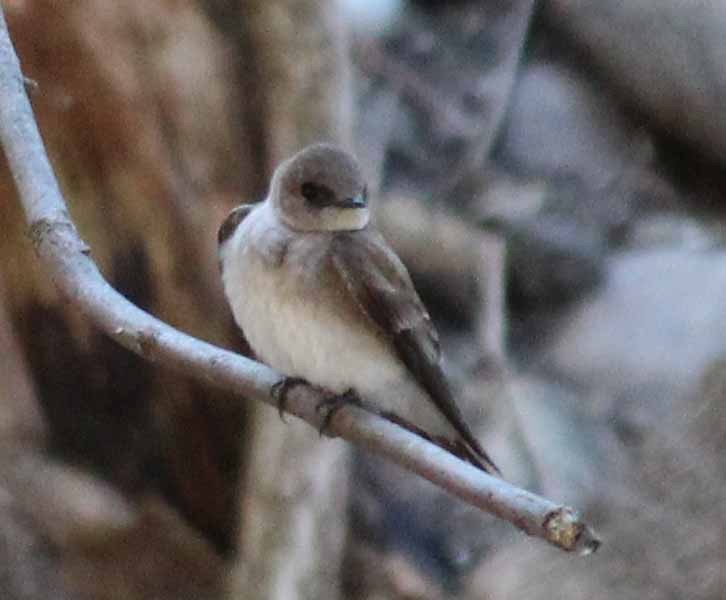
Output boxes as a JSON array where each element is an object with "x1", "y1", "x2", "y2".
[{"x1": 228, "y1": 2, "x2": 353, "y2": 599}]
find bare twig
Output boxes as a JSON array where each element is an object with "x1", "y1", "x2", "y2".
[{"x1": 0, "y1": 9, "x2": 599, "y2": 554}]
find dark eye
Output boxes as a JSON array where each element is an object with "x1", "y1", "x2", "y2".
[
  {"x1": 300, "y1": 182, "x2": 318, "y2": 201},
  {"x1": 300, "y1": 181, "x2": 335, "y2": 207}
]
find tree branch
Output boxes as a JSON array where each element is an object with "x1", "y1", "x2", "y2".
[{"x1": 0, "y1": 9, "x2": 600, "y2": 555}]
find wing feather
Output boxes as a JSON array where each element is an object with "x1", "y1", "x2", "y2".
[
  {"x1": 330, "y1": 231, "x2": 498, "y2": 473},
  {"x1": 218, "y1": 204, "x2": 256, "y2": 248}
]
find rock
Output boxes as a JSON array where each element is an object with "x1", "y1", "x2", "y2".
[
  {"x1": 545, "y1": 248, "x2": 726, "y2": 407},
  {"x1": 546, "y1": 0, "x2": 726, "y2": 166},
  {"x1": 339, "y1": 0, "x2": 403, "y2": 35},
  {"x1": 625, "y1": 213, "x2": 719, "y2": 251},
  {"x1": 497, "y1": 61, "x2": 635, "y2": 192},
  {"x1": 504, "y1": 374, "x2": 605, "y2": 505},
  {"x1": 466, "y1": 347, "x2": 726, "y2": 600},
  {"x1": 506, "y1": 208, "x2": 606, "y2": 311}
]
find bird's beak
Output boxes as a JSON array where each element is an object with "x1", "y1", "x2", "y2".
[{"x1": 341, "y1": 194, "x2": 367, "y2": 209}]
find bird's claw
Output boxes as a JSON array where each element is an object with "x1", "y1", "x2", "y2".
[
  {"x1": 316, "y1": 388, "x2": 361, "y2": 436},
  {"x1": 271, "y1": 376, "x2": 309, "y2": 422}
]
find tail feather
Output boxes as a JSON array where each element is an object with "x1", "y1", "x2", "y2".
[
  {"x1": 381, "y1": 411, "x2": 500, "y2": 476},
  {"x1": 446, "y1": 437, "x2": 500, "y2": 476}
]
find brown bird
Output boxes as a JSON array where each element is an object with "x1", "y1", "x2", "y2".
[{"x1": 218, "y1": 143, "x2": 498, "y2": 473}]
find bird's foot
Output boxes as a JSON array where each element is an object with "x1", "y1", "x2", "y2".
[
  {"x1": 316, "y1": 388, "x2": 361, "y2": 436},
  {"x1": 271, "y1": 376, "x2": 309, "y2": 421}
]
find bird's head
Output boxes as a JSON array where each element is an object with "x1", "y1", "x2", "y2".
[{"x1": 270, "y1": 143, "x2": 370, "y2": 232}]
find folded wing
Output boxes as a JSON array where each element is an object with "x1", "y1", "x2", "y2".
[{"x1": 330, "y1": 231, "x2": 498, "y2": 474}]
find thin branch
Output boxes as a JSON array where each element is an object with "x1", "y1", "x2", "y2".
[{"x1": 0, "y1": 8, "x2": 600, "y2": 555}]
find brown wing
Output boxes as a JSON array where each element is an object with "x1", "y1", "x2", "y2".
[
  {"x1": 217, "y1": 204, "x2": 256, "y2": 248},
  {"x1": 330, "y1": 231, "x2": 499, "y2": 474}
]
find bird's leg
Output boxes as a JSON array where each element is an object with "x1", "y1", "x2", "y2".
[
  {"x1": 270, "y1": 376, "x2": 309, "y2": 421},
  {"x1": 316, "y1": 388, "x2": 362, "y2": 436}
]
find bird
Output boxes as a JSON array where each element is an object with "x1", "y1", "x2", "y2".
[{"x1": 218, "y1": 143, "x2": 498, "y2": 474}]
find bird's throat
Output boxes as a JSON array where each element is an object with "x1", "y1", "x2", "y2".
[{"x1": 317, "y1": 206, "x2": 370, "y2": 231}]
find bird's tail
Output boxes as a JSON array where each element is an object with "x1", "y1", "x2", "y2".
[
  {"x1": 381, "y1": 411, "x2": 500, "y2": 476},
  {"x1": 447, "y1": 437, "x2": 501, "y2": 476}
]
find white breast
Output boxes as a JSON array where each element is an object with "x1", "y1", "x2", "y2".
[
  {"x1": 219, "y1": 205, "x2": 460, "y2": 440},
  {"x1": 219, "y1": 205, "x2": 406, "y2": 396}
]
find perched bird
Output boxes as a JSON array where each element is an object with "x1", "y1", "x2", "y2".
[{"x1": 218, "y1": 143, "x2": 497, "y2": 473}]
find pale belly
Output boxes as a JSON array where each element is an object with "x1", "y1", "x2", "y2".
[
  {"x1": 224, "y1": 243, "x2": 406, "y2": 397},
  {"x1": 220, "y1": 216, "x2": 457, "y2": 438}
]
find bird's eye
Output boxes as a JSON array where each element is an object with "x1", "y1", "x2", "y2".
[
  {"x1": 300, "y1": 181, "x2": 335, "y2": 207},
  {"x1": 301, "y1": 182, "x2": 318, "y2": 201}
]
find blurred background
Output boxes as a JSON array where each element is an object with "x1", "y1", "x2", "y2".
[{"x1": 1, "y1": 0, "x2": 725, "y2": 598}]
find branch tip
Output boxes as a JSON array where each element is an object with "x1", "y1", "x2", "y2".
[{"x1": 543, "y1": 507, "x2": 601, "y2": 554}]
